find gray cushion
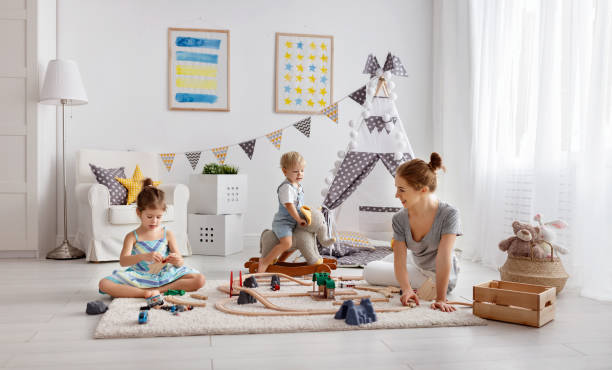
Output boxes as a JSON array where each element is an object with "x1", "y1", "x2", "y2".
[{"x1": 89, "y1": 163, "x2": 127, "y2": 205}]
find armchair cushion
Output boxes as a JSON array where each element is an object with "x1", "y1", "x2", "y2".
[
  {"x1": 89, "y1": 163, "x2": 127, "y2": 205},
  {"x1": 108, "y1": 204, "x2": 175, "y2": 225}
]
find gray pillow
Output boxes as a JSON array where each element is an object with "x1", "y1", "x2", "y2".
[{"x1": 89, "y1": 164, "x2": 127, "y2": 205}]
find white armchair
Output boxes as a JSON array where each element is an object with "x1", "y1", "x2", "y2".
[{"x1": 75, "y1": 149, "x2": 191, "y2": 262}]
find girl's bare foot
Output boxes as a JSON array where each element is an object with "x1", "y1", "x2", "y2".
[{"x1": 144, "y1": 289, "x2": 160, "y2": 299}]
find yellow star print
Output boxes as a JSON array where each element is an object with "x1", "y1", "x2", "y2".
[
  {"x1": 307, "y1": 99, "x2": 314, "y2": 107},
  {"x1": 295, "y1": 86, "x2": 302, "y2": 94},
  {"x1": 284, "y1": 52, "x2": 291, "y2": 59},
  {"x1": 321, "y1": 43, "x2": 327, "y2": 50},
  {"x1": 320, "y1": 88, "x2": 327, "y2": 95},
  {"x1": 318, "y1": 99, "x2": 326, "y2": 107},
  {"x1": 284, "y1": 97, "x2": 292, "y2": 105},
  {"x1": 295, "y1": 75, "x2": 303, "y2": 82},
  {"x1": 297, "y1": 54, "x2": 304, "y2": 60},
  {"x1": 321, "y1": 66, "x2": 328, "y2": 74},
  {"x1": 285, "y1": 41, "x2": 293, "y2": 48},
  {"x1": 308, "y1": 87, "x2": 316, "y2": 94},
  {"x1": 310, "y1": 42, "x2": 316, "y2": 49},
  {"x1": 308, "y1": 54, "x2": 316, "y2": 61},
  {"x1": 308, "y1": 75, "x2": 316, "y2": 83},
  {"x1": 321, "y1": 54, "x2": 328, "y2": 62},
  {"x1": 296, "y1": 64, "x2": 304, "y2": 72},
  {"x1": 284, "y1": 73, "x2": 291, "y2": 81}
]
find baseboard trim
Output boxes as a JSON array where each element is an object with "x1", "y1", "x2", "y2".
[{"x1": 0, "y1": 250, "x2": 39, "y2": 259}]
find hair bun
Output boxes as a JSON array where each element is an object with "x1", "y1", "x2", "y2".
[
  {"x1": 142, "y1": 178, "x2": 154, "y2": 187},
  {"x1": 429, "y1": 152, "x2": 443, "y2": 171}
]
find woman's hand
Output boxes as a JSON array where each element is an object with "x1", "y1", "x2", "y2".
[
  {"x1": 166, "y1": 253, "x2": 183, "y2": 267},
  {"x1": 298, "y1": 218, "x2": 307, "y2": 226},
  {"x1": 400, "y1": 288, "x2": 420, "y2": 306},
  {"x1": 145, "y1": 251, "x2": 163, "y2": 263},
  {"x1": 430, "y1": 300, "x2": 457, "y2": 312}
]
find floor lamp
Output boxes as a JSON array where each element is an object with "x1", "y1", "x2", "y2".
[{"x1": 40, "y1": 59, "x2": 88, "y2": 259}]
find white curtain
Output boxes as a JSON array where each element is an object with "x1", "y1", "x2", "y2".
[{"x1": 434, "y1": 0, "x2": 612, "y2": 301}]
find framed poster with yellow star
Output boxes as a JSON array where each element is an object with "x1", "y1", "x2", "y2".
[{"x1": 275, "y1": 32, "x2": 333, "y2": 114}]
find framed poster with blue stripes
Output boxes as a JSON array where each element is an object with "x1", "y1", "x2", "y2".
[{"x1": 168, "y1": 28, "x2": 230, "y2": 111}]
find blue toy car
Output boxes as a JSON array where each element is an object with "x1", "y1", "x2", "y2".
[{"x1": 138, "y1": 310, "x2": 148, "y2": 324}]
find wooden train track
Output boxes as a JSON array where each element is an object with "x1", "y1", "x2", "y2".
[{"x1": 214, "y1": 272, "x2": 414, "y2": 316}]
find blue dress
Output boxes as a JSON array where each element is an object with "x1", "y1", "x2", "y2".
[
  {"x1": 102, "y1": 227, "x2": 199, "y2": 290},
  {"x1": 271, "y1": 180, "x2": 304, "y2": 239}
]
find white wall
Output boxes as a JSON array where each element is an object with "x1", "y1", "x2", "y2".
[
  {"x1": 56, "y1": 0, "x2": 433, "y2": 242},
  {"x1": 36, "y1": 0, "x2": 58, "y2": 257}
]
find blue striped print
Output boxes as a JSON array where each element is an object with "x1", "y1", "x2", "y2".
[
  {"x1": 176, "y1": 37, "x2": 221, "y2": 49},
  {"x1": 176, "y1": 51, "x2": 218, "y2": 64},
  {"x1": 175, "y1": 93, "x2": 218, "y2": 104}
]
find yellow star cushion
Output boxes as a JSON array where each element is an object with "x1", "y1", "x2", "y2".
[{"x1": 115, "y1": 165, "x2": 161, "y2": 205}]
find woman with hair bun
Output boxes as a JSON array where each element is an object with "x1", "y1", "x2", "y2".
[{"x1": 364, "y1": 153, "x2": 462, "y2": 312}]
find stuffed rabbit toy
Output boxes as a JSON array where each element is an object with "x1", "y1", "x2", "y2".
[{"x1": 533, "y1": 214, "x2": 569, "y2": 256}]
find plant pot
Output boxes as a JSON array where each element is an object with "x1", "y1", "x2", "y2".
[{"x1": 188, "y1": 174, "x2": 247, "y2": 215}]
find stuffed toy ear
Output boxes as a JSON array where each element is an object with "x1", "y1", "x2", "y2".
[
  {"x1": 533, "y1": 214, "x2": 543, "y2": 225},
  {"x1": 546, "y1": 220, "x2": 568, "y2": 229},
  {"x1": 300, "y1": 205, "x2": 312, "y2": 225}
]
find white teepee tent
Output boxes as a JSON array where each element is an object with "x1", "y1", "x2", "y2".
[{"x1": 321, "y1": 53, "x2": 414, "y2": 242}]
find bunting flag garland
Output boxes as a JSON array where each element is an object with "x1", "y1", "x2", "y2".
[
  {"x1": 211, "y1": 146, "x2": 229, "y2": 164},
  {"x1": 156, "y1": 52, "x2": 410, "y2": 171},
  {"x1": 239, "y1": 139, "x2": 256, "y2": 160},
  {"x1": 266, "y1": 129, "x2": 283, "y2": 150},
  {"x1": 349, "y1": 85, "x2": 367, "y2": 106},
  {"x1": 365, "y1": 116, "x2": 397, "y2": 133},
  {"x1": 322, "y1": 102, "x2": 339, "y2": 123},
  {"x1": 160, "y1": 153, "x2": 176, "y2": 172},
  {"x1": 185, "y1": 151, "x2": 202, "y2": 171},
  {"x1": 383, "y1": 52, "x2": 408, "y2": 77},
  {"x1": 293, "y1": 117, "x2": 312, "y2": 137},
  {"x1": 363, "y1": 54, "x2": 381, "y2": 77}
]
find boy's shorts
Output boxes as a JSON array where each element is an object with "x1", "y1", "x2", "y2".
[{"x1": 272, "y1": 219, "x2": 297, "y2": 239}]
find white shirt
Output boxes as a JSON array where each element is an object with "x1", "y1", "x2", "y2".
[{"x1": 278, "y1": 183, "x2": 301, "y2": 204}]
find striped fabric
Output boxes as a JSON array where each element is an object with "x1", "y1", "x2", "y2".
[{"x1": 103, "y1": 228, "x2": 199, "y2": 289}]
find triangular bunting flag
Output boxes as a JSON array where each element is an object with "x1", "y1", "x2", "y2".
[
  {"x1": 321, "y1": 103, "x2": 338, "y2": 123},
  {"x1": 239, "y1": 139, "x2": 256, "y2": 160},
  {"x1": 383, "y1": 52, "x2": 408, "y2": 77},
  {"x1": 365, "y1": 116, "x2": 398, "y2": 134},
  {"x1": 160, "y1": 153, "x2": 175, "y2": 172},
  {"x1": 211, "y1": 146, "x2": 229, "y2": 164},
  {"x1": 266, "y1": 129, "x2": 283, "y2": 150},
  {"x1": 293, "y1": 117, "x2": 312, "y2": 137},
  {"x1": 363, "y1": 53, "x2": 381, "y2": 77},
  {"x1": 185, "y1": 151, "x2": 202, "y2": 171},
  {"x1": 349, "y1": 85, "x2": 367, "y2": 106}
]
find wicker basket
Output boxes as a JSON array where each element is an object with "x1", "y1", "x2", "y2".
[{"x1": 499, "y1": 241, "x2": 569, "y2": 295}]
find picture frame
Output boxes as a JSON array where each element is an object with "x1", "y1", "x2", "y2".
[
  {"x1": 275, "y1": 32, "x2": 333, "y2": 114},
  {"x1": 168, "y1": 28, "x2": 230, "y2": 111}
]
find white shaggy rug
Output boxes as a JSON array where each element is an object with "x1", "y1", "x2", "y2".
[{"x1": 94, "y1": 279, "x2": 486, "y2": 339}]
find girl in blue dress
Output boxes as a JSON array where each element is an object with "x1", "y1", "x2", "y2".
[{"x1": 98, "y1": 178, "x2": 205, "y2": 298}]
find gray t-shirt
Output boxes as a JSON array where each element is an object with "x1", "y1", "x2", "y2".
[{"x1": 392, "y1": 201, "x2": 462, "y2": 273}]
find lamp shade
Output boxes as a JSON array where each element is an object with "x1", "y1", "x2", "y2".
[{"x1": 40, "y1": 59, "x2": 88, "y2": 105}]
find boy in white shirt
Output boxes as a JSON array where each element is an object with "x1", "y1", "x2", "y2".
[{"x1": 258, "y1": 151, "x2": 307, "y2": 272}]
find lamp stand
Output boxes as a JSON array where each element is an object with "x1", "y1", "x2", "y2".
[{"x1": 47, "y1": 99, "x2": 85, "y2": 260}]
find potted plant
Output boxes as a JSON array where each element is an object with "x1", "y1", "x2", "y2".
[{"x1": 188, "y1": 163, "x2": 247, "y2": 214}]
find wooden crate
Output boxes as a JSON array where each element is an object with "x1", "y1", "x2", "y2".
[{"x1": 473, "y1": 280, "x2": 556, "y2": 327}]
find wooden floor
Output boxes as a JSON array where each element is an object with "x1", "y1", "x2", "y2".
[{"x1": 1, "y1": 245, "x2": 611, "y2": 370}]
